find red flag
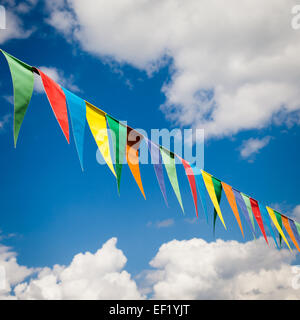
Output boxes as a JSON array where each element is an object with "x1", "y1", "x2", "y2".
[
  {"x1": 37, "y1": 68, "x2": 69, "y2": 143},
  {"x1": 250, "y1": 198, "x2": 268, "y2": 244},
  {"x1": 180, "y1": 158, "x2": 198, "y2": 217}
]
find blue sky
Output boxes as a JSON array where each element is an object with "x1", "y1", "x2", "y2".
[{"x1": 0, "y1": 0, "x2": 300, "y2": 299}]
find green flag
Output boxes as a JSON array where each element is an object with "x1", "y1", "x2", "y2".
[
  {"x1": 274, "y1": 210, "x2": 283, "y2": 247},
  {"x1": 160, "y1": 147, "x2": 184, "y2": 213},
  {"x1": 106, "y1": 115, "x2": 126, "y2": 193},
  {"x1": 1, "y1": 50, "x2": 34, "y2": 146},
  {"x1": 241, "y1": 193, "x2": 256, "y2": 233},
  {"x1": 211, "y1": 176, "x2": 222, "y2": 233},
  {"x1": 296, "y1": 221, "x2": 300, "y2": 237}
]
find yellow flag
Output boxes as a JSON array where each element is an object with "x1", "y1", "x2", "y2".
[
  {"x1": 201, "y1": 170, "x2": 226, "y2": 230},
  {"x1": 86, "y1": 102, "x2": 116, "y2": 177},
  {"x1": 266, "y1": 207, "x2": 291, "y2": 251}
]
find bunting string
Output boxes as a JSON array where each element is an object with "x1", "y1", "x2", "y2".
[{"x1": 1, "y1": 48, "x2": 300, "y2": 253}]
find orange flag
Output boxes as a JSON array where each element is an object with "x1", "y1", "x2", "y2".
[
  {"x1": 282, "y1": 215, "x2": 300, "y2": 252},
  {"x1": 221, "y1": 182, "x2": 244, "y2": 237},
  {"x1": 126, "y1": 127, "x2": 146, "y2": 199}
]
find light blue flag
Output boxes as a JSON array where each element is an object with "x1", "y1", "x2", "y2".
[
  {"x1": 258, "y1": 203, "x2": 279, "y2": 249},
  {"x1": 62, "y1": 88, "x2": 86, "y2": 170},
  {"x1": 191, "y1": 165, "x2": 208, "y2": 223}
]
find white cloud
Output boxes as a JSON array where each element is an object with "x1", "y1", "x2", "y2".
[
  {"x1": 45, "y1": 0, "x2": 300, "y2": 139},
  {"x1": 239, "y1": 136, "x2": 272, "y2": 160},
  {"x1": 147, "y1": 219, "x2": 175, "y2": 228},
  {"x1": 0, "y1": 113, "x2": 12, "y2": 133},
  {"x1": 1, "y1": 237, "x2": 300, "y2": 300},
  {"x1": 13, "y1": 238, "x2": 143, "y2": 300},
  {"x1": 0, "y1": 11, "x2": 31, "y2": 44},
  {"x1": 156, "y1": 219, "x2": 174, "y2": 228},
  {"x1": 144, "y1": 238, "x2": 300, "y2": 300},
  {"x1": 34, "y1": 66, "x2": 80, "y2": 93},
  {"x1": 184, "y1": 217, "x2": 198, "y2": 224},
  {"x1": 0, "y1": 1, "x2": 36, "y2": 44},
  {"x1": 0, "y1": 244, "x2": 36, "y2": 299},
  {"x1": 292, "y1": 205, "x2": 300, "y2": 221}
]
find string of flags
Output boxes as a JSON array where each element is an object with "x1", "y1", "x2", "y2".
[{"x1": 1, "y1": 48, "x2": 300, "y2": 253}]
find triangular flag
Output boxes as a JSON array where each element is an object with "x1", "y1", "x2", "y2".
[
  {"x1": 281, "y1": 216, "x2": 300, "y2": 252},
  {"x1": 289, "y1": 220, "x2": 300, "y2": 250},
  {"x1": 232, "y1": 189, "x2": 256, "y2": 238},
  {"x1": 258, "y1": 203, "x2": 279, "y2": 249},
  {"x1": 147, "y1": 139, "x2": 168, "y2": 206},
  {"x1": 126, "y1": 127, "x2": 146, "y2": 199},
  {"x1": 1, "y1": 50, "x2": 34, "y2": 146},
  {"x1": 266, "y1": 207, "x2": 291, "y2": 251},
  {"x1": 211, "y1": 176, "x2": 223, "y2": 233},
  {"x1": 160, "y1": 147, "x2": 184, "y2": 213},
  {"x1": 296, "y1": 221, "x2": 300, "y2": 236},
  {"x1": 62, "y1": 88, "x2": 86, "y2": 170},
  {"x1": 202, "y1": 170, "x2": 226, "y2": 230},
  {"x1": 86, "y1": 103, "x2": 116, "y2": 177},
  {"x1": 221, "y1": 182, "x2": 244, "y2": 237},
  {"x1": 250, "y1": 198, "x2": 268, "y2": 244},
  {"x1": 274, "y1": 210, "x2": 283, "y2": 247},
  {"x1": 106, "y1": 115, "x2": 127, "y2": 193},
  {"x1": 35, "y1": 68, "x2": 69, "y2": 143},
  {"x1": 241, "y1": 193, "x2": 256, "y2": 235},
  {"x1": 178, "y1": 157, "x2": 198, "y2": 217},
  {"x1": 191, "y1": 166, "x2": 208, "y2": 222}
]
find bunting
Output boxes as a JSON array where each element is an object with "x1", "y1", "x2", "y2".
[
  {"x1": 296, "y1": 222, "x2": 300, "y2": 237},
  {"x1": 241, "y1": 193, "x2": 256, "y2": 235},
  {"x1": 86, "y1": 102, "x2": 116, "y2": 177},
  {"x1": 35, "y1": 68, "x2": 70, "y2": 143},
  {"x1": 211, "y1": 176, "x2": 223, "y2": 233},
  {"x1": 160, "y1": 147, "x2": 184, "y2": 213},
  {"x1": 202, "y1": 171, "x2": 226, "y2": 230},
  {"x1": 258, "y1": 203, "x2": 279, "y2": 249},
  {"x1": 126, "y1": 127, "x2": 146, "y2": 199},
  {"x1": 62, "y1": 88, "x2": 86, "y2": 170},
  {"x1": 232, "y1": 189, "x2": 256, "y2": 237},
  {"x1": 282, "y1": 216, "x2": 300, "y2": 252},
  {"x1": 290, "y1": 220, "x2": 300, "y2": 250},
  {"x1": 250, "y1": 198, "x2": 268, "y2": 244},
  {"x1": 147, "y1": 139, "x2": 168, "y2": 205},
  {"x1": 222, "y1": 182, "x2": 244, "y2": 237},
  {"x1": 106, "y1": 115, "x2": 127, "y2": 192},
  {"x1": 191, "y1": 166, "x2": 208, "y2": 222},
  {"x1": 178, "y1": 157, "x2": 198, "y2": 217},
  {"x1": 1, "y1": 50, "x2": 34, "y2": 146},
  {"x1": 275, "y1": 210, "x2": 284, "y2": 247},
  {"x1": 266, "y1": 207, "x2": 291, "y2": 251},
  {"x1": 2, "y1": 49, "x2": 300, "y2": 254}
]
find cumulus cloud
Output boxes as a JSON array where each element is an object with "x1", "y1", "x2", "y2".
[
  {"x1": 34, "y1": 66, "x2": 80, "y2": 93},
  {"x1": 144, "y1": 238, "x2": 300, "y2": 300},
  {"x1": 0, "y1": 244, "x2": 36, "y2": 299},
  {"x1": 239, "y1": 136, "x2": 272, "y2": 160},
  {"x1": 44, "y1": 0, "x2": 300, "y2": 139},
  {"x1": 1, "y1": 237, "x2": 300, "y2": 300},
  {"x1": 13, "y1": 238, "x2": 143, "y2": 300}
]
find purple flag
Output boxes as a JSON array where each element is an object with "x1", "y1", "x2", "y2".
[
  {"x1": 147, "y1": 139, "x2": 168, "y2": 206},
  {"x1": 289, "y1": 219, "x2": 300, "y2": 247},
  {"x1": 232, "y1": 188, "x2": 257, "y2": 237}
]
